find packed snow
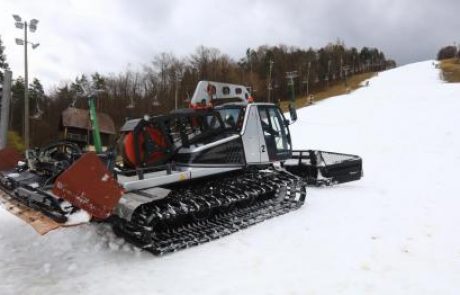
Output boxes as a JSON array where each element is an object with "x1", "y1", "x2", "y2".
[
  {"x1": 64, "y1": 209, "x2": 91, "y2": 226},
  {"x1": 1, "y1": 61, "x2": 460, "y2": 294}
]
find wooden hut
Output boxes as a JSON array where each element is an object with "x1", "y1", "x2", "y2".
[{"x1": 61, "y1": 107, "x2": 116, "y2": 150}]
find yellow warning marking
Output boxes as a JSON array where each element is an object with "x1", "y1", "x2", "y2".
[{"x1": 179, "y1": 173, "x2": 188, "y2": 181}]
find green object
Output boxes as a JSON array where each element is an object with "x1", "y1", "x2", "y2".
[{"x1": 88, "y1": 96, "x2": 102, "y2": 153}]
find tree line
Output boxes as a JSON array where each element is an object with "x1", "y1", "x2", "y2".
[
  {"x1": 1, "y1": 38, "x2": 395, "y2": 147},
  {"x1": 437, "y1": 45, "x2": 460, "y2": 60}
]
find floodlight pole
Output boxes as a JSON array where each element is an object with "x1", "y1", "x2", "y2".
[
  {"x1": 24, "y1": 21, "x2": 29, "y2": 149},
  {"x1": 14, "y1": 16, "x2": 39, "y2": 149}
]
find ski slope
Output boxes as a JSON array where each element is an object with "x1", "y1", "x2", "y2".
[{"x1": 1, "y1": 61, "x2": 460, "y2": 294}]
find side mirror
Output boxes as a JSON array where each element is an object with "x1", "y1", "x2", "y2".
[{"x1": 288, "y1": 103, "x2": 297, "y2": 124}]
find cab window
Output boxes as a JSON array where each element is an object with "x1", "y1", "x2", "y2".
[{"x1": 217, "y1": 107, "x2": 244, "y2": 131}]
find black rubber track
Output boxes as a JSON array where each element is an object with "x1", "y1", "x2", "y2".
[{"x1": 111, "y1": 167, "x2": 307, "y2": 255}]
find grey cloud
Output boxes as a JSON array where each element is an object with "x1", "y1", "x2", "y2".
[{"x1": 2, "y1": 0, "x2": 459, "y2": 89}]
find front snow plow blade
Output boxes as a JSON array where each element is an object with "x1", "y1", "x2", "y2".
[
  {"x1": 0, "y1": 151, "x2": 123, "y2": 234},
  {"x1": 53, "y1": 152, "x2": 124, "y2": 220},
  {"x1": 284, "y1": 150, "x2": 363, "y2": 186}
]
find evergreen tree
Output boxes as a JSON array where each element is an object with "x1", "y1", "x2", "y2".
[
  {"x1": 10, "y1": 77, "x2": 25, "y2": 134},
  {"x1": 91, "y1": 72, "x2": 106, "y2": 90},
  {"x1": 437, "y1": 46, "x2": 458, "y2": 60},
  {"x1": 29, "y1": 78, "x2": 45, "y2": 117},
  {"x1": 0, "y1": 36, "x2": 10, "y2": 83}
]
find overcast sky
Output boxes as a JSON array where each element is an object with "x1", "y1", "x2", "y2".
[{"x1": 1, "y1": 0, "x2": 459, "y2": 90}]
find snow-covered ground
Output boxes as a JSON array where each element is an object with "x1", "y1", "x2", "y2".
[{"x1": 1, "y1": 61, "x2": 460, "y2": 294}]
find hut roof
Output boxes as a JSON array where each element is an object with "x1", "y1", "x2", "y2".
[{"x1": 61, "y1": 107, "x2": 116, "y2": 135}]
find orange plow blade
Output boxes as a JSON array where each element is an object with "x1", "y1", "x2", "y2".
[
  {"x1": 0, "y1": 151, "x2": 123, "y2": 234},
  {"x1": 53, "y1": 152, "x2": 124, "y2": 220}
]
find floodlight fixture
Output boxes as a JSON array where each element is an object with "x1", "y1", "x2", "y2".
[
  {"x1": 29, "y1": 19, "x2": 39, "y2": 32},
  {"x1": 31, "y1": 43, "x2": 40, "y2": 49},
  {"x1": 15, "y1": 22, "x2": 24, "y2": 29},
  {"x1": 13, "y1": 14, "x2": 22, "y2": 22},
  {"x1": 15, "y1": 38, "x2": 24, "y2": 45}
]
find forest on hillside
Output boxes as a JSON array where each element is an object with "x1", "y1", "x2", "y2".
[
  {"x1": 437, "y1": 45, "x2": 460, "y2": 60},
  {"x1": 0, "y1": 39, "x2": 395, "y2": 147}
]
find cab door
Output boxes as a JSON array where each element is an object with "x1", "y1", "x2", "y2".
[
  {"x1": 241, "y1": 105, "x2": 270, "y2": 164},
  {"x1": 257, "y1": 106, "x2": 292, "y2": 161}
]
